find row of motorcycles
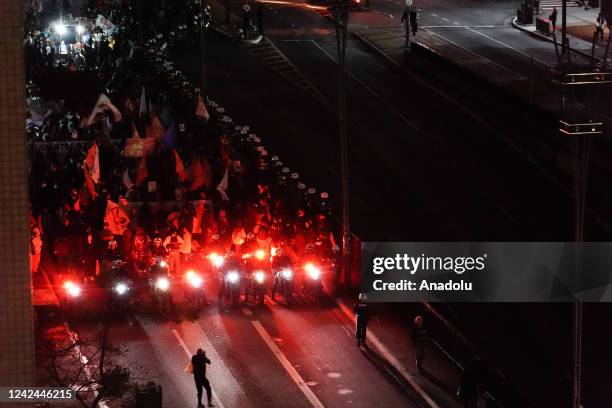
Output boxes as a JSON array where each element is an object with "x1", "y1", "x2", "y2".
[{"x1": 60, "y1": 245, "x2": 334, "y2": 316}]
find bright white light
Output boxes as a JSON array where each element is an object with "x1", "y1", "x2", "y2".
[
  {"x1": 159, "y1": 260, "x2": 167, "y2": 268},
  {"x1": 114, "y1": 282, "x2": 129, "y2": 295},
  {"x1": 209, "y1": 253, "x2": 224, "y2": 267},
  {"x1": 156, "y1": 277, "x2": 170, "y2": 291},
  {"x1": 227, "y1": 271, "x2": 239, "y2": 283},
  {"x1": 281, "y1": 268, "x2": 293, "y2": 279},
  {"x1": 254, "y1": 271, "x2": 265, "y2": 283},
  {"x1": 305, "y1": 263, "x2": 321, "y2": 280},
  {"x1": 55, "y1": 22, "x2": 67, "y2": 36},
  {"x1": 76, "y1": 25, "x2": 85, "y2": 35},
  {"x1": 64, "y1": 281, "x2": 81, "y2": 297},
  {"x1": 255, "y1": 249, "x2": 265, "y2": 260},
  {"x1": 186, "y1": 271, "x2": 203, "y2": 288}
]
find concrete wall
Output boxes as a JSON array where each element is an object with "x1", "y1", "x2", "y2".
[{"x1": 0, "y1": 0, "x2": 36, "y2": 405}]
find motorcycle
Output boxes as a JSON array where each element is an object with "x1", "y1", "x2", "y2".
[
  {"x1": 302, "y1": 261, "x2": 323, "y2": 303},
  {"x1": 61, "y1": 278, "x2": 84, "y2": 315},
  {"x1": 149, "y1": 257, "x2": 174, "y2": 314},
  {"x1": 218, "y1": 257, "x2": 242, "y2": 306},
  {"x1": 184, "y1": 269, "x2": 209, "y2": 310},
  {"x1": 271, "y1": 266, "x2": 294, "y2": 305},
  {"x1": 108, "y1": 260, "x2": 133, "y2": 313},
  {"x1": 242, "y1": 249, "x2": 268, "y2": 305}
]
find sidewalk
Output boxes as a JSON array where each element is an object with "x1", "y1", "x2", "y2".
[
  {"x1": 512, "y1": 7, "x2": 611, "y2": 64},
  {"x1": 336, "y1": 298, "x2": 464, "y2": 408}
]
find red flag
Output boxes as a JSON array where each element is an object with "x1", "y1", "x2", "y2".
[
  {"x1": 146, "y1": 112, "x2": 165, "y2": 142},
  {"x1": 173, "y1": 149, "x2": 187, "y2": 182},
  {"x1": 195, "y1": 94, "x2": 210, "y2": 121},
  {"x1": 83, "y1": 166, "x2": 98, "y2": 199}
]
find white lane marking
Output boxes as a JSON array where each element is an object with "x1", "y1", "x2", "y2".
[
  {"x1": 336, "y1": 302, "x2": 441, "y2": 408},
  {"x1": 441, "y1": 17, "x2": 449, "y2": 22},
  {"x1": 453, "y1": 22, "x2": 460, "y2": 25},
  {"x1": 423, "y1": 25, "x2": 494, "y2": 28},
  {"x1": 172, "y1": 329, "x2": 228, "y2": 408},
  {"x1": 64, "y1": 323, "x2": 110, "y2": 408},
  {"x1": 423, "y1": 29, "x2": 523, "y2": 79},
  {"x1": 251, "y1": 320, "x2": 326, "y2": 408},
  {"x1": 309, "y1": 40, "x2": 420, "y2": 134},
  {"x1": 241, "y1": 307, "x2": 254, "y2": 316},
  {"x1": 463, "y1": 26, "x2": 550, "y2": 66},
  {"x1": 431, "y1": 13, "x2": 438, "y2": 17}
]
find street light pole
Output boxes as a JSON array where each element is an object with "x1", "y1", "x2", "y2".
[
  {"x1": 200, "y1": 1, "x2": 208, "y2": 91},
  {"x1": 333, "y1": 0, "x2": 351, "y2": 293},
  {"x1": 562, "y1": 0, "x2": 567, "y2": 56}
]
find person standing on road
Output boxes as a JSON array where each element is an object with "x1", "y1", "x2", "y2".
[
  {"x1": 549, "y1": 7, "x2": 558, "y2": 33},
  {"x1": 192, "y1": 348, "x2": 214, "y2": 408},
  {"x1": 411, "y1": 315, "x2": 428, "y2": 373},
  {"x1": 596, "y1": 13, "x2": 605, "y2": 42},
  {"x1": 353, "y1": 293, "x2": 371, "y2": 347},
  {"x1": 256, "y1": 4, "x2": 265, "y2": 36}
]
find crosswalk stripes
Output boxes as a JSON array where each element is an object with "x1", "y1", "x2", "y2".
[
  {"x1": 539, "y1": 0, "x2": 581, "y2": 8},
  {"x1": 241, "y1": 38, "x2": 330, "y2": 106}
]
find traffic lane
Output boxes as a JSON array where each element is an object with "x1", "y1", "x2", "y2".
[
  {"x1": 251, "y1": 298, "x2": 420, "y2": 407},
  {"x1": 194, "y1": 300, "x2": 316, "y2": 408},
  {"x1": 275, "y1": 38, "x2": 518, "y2": 239},
  {"x1": 206, "y1": 33, "x2": 445, "y2": 240},
  {"x1": 70, "y1": 318, "x2": 198, "y2": 408},
  {"x1": 275, "y1": 38, "x2": 579, "y2": 240}
]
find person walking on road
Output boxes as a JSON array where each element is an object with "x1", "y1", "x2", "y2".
[
  {"x1": 256, "y1": 4, "x2": 265, "y2": 36},
  {"x1": 596, "y1": 13, "x2": 605, "y2": 42},
  {"x1": 411, "y1": 315, "x2": 428, "y2": 373},
  {"x1": 192, "y1": 348, "x2": 214, "y2": 408},
  {"x1": 549, "y1": 7, "x2": 558, "y2": 33},
  {"x1": 353, "y1": 293, "x2": 371, "y2": 347}
]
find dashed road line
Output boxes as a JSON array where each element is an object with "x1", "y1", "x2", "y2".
[
  {"x1": 252, "y1": 321, "x2": 325, "y2": 408},
  {"x1": 172, "y1": 329, "x2": 228, "y2": 408}
]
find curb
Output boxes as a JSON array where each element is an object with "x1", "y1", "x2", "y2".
[
  {"x1": 510, "y1": 17, "x2": 600, "y2": 63},
  {"x1": 335, "y1": 298, "x2": 443, "y2": 408}
]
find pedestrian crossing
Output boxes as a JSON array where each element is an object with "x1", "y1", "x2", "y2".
[
  {"x1": 241, "y1": 37, "x2": 329, "y2": 105},
  {"x1": 539, "y1": 0, "x2": 581, "y2": 9}
]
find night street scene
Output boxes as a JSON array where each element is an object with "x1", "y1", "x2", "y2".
[{"x1": 1, "y1": 0, "x2": 612, "y2": 407}]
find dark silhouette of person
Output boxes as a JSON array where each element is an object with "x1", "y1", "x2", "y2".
[
  {"x1": 192, "y1": 348, "x2": 214, "y2": 407},
  {"x1": 257, "y1": 4, "x2": 265, "y2": 35}
]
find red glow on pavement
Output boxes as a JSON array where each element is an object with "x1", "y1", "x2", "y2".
[{"x1": 257, "y1": 0, "x2": 329, "y2": 11}]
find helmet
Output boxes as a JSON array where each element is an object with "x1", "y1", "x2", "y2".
[{"x1": 153, "y1": 237, "x2": 162, "y2": 246}]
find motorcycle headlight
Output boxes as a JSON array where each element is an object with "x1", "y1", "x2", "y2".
[
  {"x1": 63, "y1": 281, "x2": 82, "y2": 298},
  {"x1": 186, "y1": 271, "x2": 203, "y2": 288},
  {"x1": 281, "y1": 268, "x2": 293, "y2": 279},
  {"x1": 227, "y1": 271, "x2": 239, "y2": 283},
  {"x1": 159, "y1": 260, "x2": 167, "y2": 268},
  {"x1": 155, "y1": 277, "x2": 170, "y2": 291},
  {"x1": 254, "y1": 271, "x2": 265, "y2": 283},
  {"x1": 114, "y1": 282, "x2": 129, "y2": 295},
  {"x1": 305, "y1": 263, "x2": 321, "y2": 280},
  {"x1": 209, "y1": 253, "x2": 224, "y2": 267},
  {"x1": 255, "y1": 249, "x2": 265, "y2": 260}
]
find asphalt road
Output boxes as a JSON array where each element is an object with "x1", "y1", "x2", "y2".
[{"x1": 67, "y1": 280, "x2": 418, "y2": 408}]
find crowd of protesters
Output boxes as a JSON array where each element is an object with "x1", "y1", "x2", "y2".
[{"x1": 26, "y1": 0, "x2": 338, "y2": 284}]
